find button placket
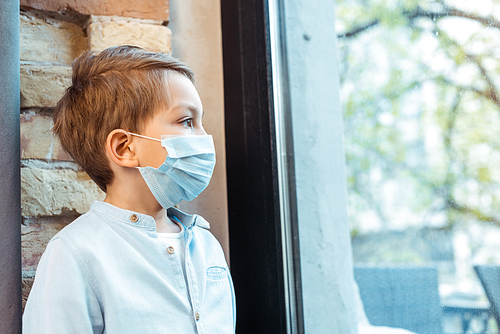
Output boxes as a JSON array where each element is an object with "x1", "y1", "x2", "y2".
[{"x1": 184, "y1": 229, "x2": 201, "y2": 325}]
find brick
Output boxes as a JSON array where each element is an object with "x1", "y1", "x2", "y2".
[
  {"x1": 22, "y1": 276, "x2": 35, "y2": 313},
  {"x1": 21, "y1": 114, "x2": 72, "y2": 161},
  {"x1": 21, "y1": 167, "x2": 105, "y2": 217},
  {"x1": 22, "y1": 216, "x2": 75, "y2": 271},
  {"x1": 88, "y1": 16, "x2": 171, "y2": 53},
  {"x1": 21, "y1": 11, "x2": 87, "y2": 65},
  {"x1": 20, "y1": 0, "x2": 170, "y2": 21},
  {"x1": 20, "y1": 65, "x2": 72, "y2": 108}
]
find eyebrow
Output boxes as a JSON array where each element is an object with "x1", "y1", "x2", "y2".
[{"x1": 171, "y1": 104, "x2": 204, "y2": 117}]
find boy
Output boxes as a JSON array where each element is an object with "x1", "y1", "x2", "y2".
[{"x1": 23, "y1": 45, "x2": 236, "y2": 333}]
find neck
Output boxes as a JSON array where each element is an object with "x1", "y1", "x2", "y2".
[{"x1": 104, "y1": 172, "x2": 180, "y2": 233}]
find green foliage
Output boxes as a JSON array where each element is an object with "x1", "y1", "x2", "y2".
[{"x1": 336, "y1": 0, "x2": 500, "y2": 232}]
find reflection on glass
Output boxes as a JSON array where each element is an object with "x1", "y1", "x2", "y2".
[{"x1": 336, "y1": 0, "x2": 500, "y2": 333}]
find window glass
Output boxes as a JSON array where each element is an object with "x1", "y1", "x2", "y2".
[{"x1": 336, "y1": 0, "x2": 500, "y2": 333}]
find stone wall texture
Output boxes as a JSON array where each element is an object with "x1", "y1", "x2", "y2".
[
  {"x1": 20, "y1": 65, "x2": 72, "y2": 108},
  {"x1": 20, "y1": 1, "x2": 172, "y2": 310},
  {"x1": 21, "y1": 113, "x2": 72, "y2": 161},
  {"x1": 88, "y1": 16, "x2": 172, "y2": 53},
  {"x1": 21, "y1": 168, "x2": 104, "y2": 217},
  {"x1": 20, "y1": 11, "x2": 87, "y2": 65},
  {"x1": 20, "y1": 0, "x2": 169, "y2": 21}
]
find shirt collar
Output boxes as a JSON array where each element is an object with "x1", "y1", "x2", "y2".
[{"x1": 90, "y1": 201, "x2": 210, "y2": 232}]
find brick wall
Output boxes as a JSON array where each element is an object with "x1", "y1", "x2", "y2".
[{"x1": 20, "y1": 0, "x2": 172, "y2": 309}]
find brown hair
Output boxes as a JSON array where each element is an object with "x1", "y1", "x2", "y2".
[{"x1": 53, "y1": 45, "x2": 194, "y2": 192}]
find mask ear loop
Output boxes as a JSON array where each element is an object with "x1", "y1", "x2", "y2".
[{"x1": 127, "y1": 132, "x2": 162, "y2": 142}]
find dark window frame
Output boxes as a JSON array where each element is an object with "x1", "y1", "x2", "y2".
[{"x1": 221, "y1": 0, "x2": 304, "y2": 332}]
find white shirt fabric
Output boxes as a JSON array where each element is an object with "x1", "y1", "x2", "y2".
[
  {"x1": 157, "y1": 223, "x2": 188, "y2": 287},
  {"x1": 23, "y1": 201, "x2": 236, "y2": 334}
]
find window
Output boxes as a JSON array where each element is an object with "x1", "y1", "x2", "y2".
[{"x1": 336, "y1": 0, "x2": 500, "y2": 332}]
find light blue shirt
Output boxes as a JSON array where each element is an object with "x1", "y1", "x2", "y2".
[{"x1": 23, "y1": 201, "x2": 236, "y2": 333}]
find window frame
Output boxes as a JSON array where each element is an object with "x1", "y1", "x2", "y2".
[{"x1": 220, "y1": 0, "x2": 304, "y2": 332}]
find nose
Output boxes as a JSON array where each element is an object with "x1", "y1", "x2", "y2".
[{"x1": 198, "y1": 125, "x2": 208, "y2": 136}]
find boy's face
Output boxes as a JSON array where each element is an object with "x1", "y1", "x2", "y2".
[{"x1": 134, "y1": 71, "x2": 207, "y2": 169}]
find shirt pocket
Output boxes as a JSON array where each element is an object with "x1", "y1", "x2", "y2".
[
  {"x1": 206, "y1": 266, "x2": 228, "y2": 280},
  {"x1": 203, "y1": 266, "x2": 233, "y2": 332}
]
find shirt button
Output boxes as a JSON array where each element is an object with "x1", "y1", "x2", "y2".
[
  {"x1": 195, "y1": 312, "x2": 200, "y2": 321},
  {"x1": 167, "y1": 246, "x2": 175, "y2": 254},
  {"x1": 130, "y1": 214, "x2": 139, "y2": 223}
]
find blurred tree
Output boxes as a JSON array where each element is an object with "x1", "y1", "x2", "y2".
[{"x1": 335, "y1": 0, "x2": 500, "y2": 232}]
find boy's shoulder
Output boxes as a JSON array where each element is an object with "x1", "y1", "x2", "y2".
[
  {"x1": 51, "y1": 208, "x2": 100, "y2": 240},
  {"x1": 45, "y1": 206, "x2": 112, "y2": 252}
]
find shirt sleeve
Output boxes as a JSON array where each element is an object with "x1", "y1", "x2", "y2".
[{"x1": 23, "y1": 237, "x2": 104, "y2": 334}]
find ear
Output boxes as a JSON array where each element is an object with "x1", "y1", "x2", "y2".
[{"x1": 106, "y1": 129, "x2": 139, "y2": 168}]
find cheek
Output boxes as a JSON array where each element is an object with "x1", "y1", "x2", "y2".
[
  {"x1": 151, "y1": 146, "x2": 168, "y2": 169},
  {"x1": 140, "y1": 144, "x2": 168, "y2": 169}
]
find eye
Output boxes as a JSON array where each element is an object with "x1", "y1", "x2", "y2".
[{"x1": 180, "y1": 118, "x2": 193, "y2": 128}]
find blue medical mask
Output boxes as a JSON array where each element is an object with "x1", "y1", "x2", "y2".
[{"x1": 129, "y1": 133, "x2": 216, "y2": 209}]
